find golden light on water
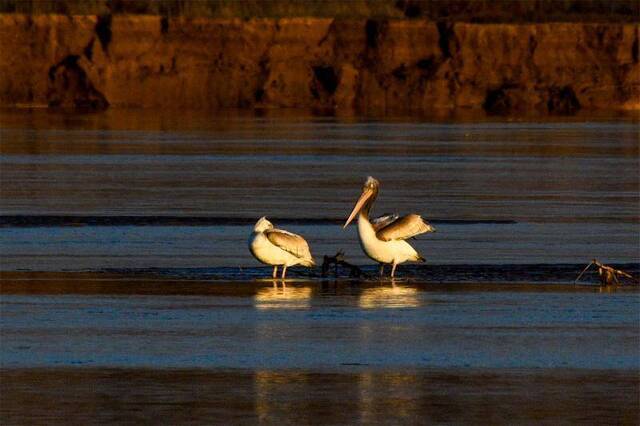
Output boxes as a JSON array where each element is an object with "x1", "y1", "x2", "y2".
[
  {"x1": 358, "y1": 285, "x2": 420, "y2": 309},
  {"x1": 253, "y1": 285, "x2": 313, "y2": 310}
]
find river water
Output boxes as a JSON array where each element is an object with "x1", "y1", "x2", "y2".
[
  {"x1": 0, "y1": 108, "x2": 638, "y2": 424},
  {"x1": 0, "y1": 109, "x2": 638, "y2": 273}
]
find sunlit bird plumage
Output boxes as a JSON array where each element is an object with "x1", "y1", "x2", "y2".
[
  {"x1": 249, "y1": 217, "x2": 315, "y2": 279},
  {"x1": 343, "y1": 176, "x2": 435, "y2": 277}
]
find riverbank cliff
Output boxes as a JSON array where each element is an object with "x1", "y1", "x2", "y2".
[{"x1": 0, "y1": 14, "x2": 637, "y2": 113}]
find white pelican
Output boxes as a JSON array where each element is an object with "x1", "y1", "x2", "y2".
[
  {"x1": 343, "y1": 176, "x2": 435, "y2": 277},
  {"x1": 249, "y1": 217, "x2": 315, "y2": 279}
]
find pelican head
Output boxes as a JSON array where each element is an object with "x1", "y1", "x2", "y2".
[
  {"x1": 254, "y1": 216, "x2": 274, "y2": 233},
  {"x1": 343, "y1": 176, "x2": 380, "y2": 228}
]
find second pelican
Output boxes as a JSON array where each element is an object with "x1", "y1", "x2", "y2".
[
  {"x1": 249, "y1": 217, "x2": 315, "y2": 279},
  {"x1": 343, "y1": 176, "x2": 435, "y2": 277}
]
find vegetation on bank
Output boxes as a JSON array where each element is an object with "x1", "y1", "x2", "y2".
[{"x1": 0, "y1": 0, "x2": 638, "y2": 22}]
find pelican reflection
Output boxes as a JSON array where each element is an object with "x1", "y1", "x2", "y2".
[
  {"x1": 358, "y1": 283, "x2": 420, "y2": 309},
  {"x1": 254, "y1": 283, "x2": 313, "y2": 310}
]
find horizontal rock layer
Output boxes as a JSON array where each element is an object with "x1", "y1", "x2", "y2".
[{"x1": 0, "y1": 14, "x2": 638, "y2": 113}]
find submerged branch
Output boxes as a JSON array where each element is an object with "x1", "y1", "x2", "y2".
[
  {"x1": 575, "y1": 259, "x2": 638, "y2": 286},
  {"x1": 321, "y1": 251, "x2": 367, "y2": 279}
]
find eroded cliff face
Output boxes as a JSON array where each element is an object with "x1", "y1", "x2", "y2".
[{"x1": 0, "y1": 14, "x2": 637, "y2": 113}]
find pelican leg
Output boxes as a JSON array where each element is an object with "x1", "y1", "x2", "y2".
[
  {"x1": 281, "y1": 265, "x2": 288, "y2": 279},
  {"x1": 390, "y1": 262, "x2": 397, "y2": 278},
  {"x1": 272, "y1": 266, "x2": 278, "y2": 278},
  {"x1": 379, "y1": 264, "x2": 385, "y2": 277}
]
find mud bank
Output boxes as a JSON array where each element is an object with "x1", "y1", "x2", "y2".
[{"x1": 0, "y1": 15, "x2": 638, "y2": 113}]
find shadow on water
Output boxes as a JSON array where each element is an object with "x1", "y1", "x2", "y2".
[{"x1": 1, "y1": 368, "x2": 638, "y2": 424}]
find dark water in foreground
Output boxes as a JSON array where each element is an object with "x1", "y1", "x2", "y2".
[
  {"x1": 1, "y1": 109, "x2": 639, "y2": 423},
  {"x1": 1, "y1": 277, "x2": 639, "y2": 424},
  {"x1": 2, "y1": 368, "x2": 637, "y2": 424}
]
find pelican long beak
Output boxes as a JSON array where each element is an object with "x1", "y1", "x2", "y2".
[{"x1": 343, "y1": 188, "x2": 374, "y2": 228}]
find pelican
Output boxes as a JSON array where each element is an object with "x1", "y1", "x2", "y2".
[
  {"x1": 343, "y1": 176, "x2": 435, "y2": 277},
  {"x1": 249, "y1": 217, "x2": 315, "y2": 279}
]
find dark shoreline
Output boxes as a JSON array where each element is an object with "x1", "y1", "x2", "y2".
[{"x1": 2, "y1": 267, "x2": 639, "y2": 292}]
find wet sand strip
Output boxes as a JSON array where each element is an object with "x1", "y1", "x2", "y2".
[
  {"x1": 2, "y1": 270, "x2": 638, "y2": 295},
  {"x1": 1, "y1": 368, "x2": 637, "y2": 424},
  {"x1": 2, "y1": 270, "x2": 639, "y2": 294}
]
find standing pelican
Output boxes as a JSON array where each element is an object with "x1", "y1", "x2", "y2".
[
  {"x1": 343, "y1": 176, "x2": 435, "y2": 277},
  {"x1": 249, "y1": 217, "x2": 315, "y2": 279}
]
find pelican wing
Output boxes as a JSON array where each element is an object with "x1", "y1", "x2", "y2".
[
  {"x1": 375, "y1": 214, "x2": 434, "y2": 241},
  {"x1": 265, "y1": 228, "x2": 313, "y2": 260},
  {"x1": 371, "y1": 214, "x2": 399, "y2": 232}
]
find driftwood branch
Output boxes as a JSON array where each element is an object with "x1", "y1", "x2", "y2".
[
  {"x1": 575, "y1": 259, "x2": 638, "y2": 286},
  {"x1": 322, "y1": 250, "x2": 366, "y2": 278}
]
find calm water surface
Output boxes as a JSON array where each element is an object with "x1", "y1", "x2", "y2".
[
  {"x1": 1, "y1": 109, "x2": 638, "y2": 424},
  {"x1": 2, "y1": 283, "x2": 638, "y2": 369},
  {"x1": 0, "y1": 109, "x2": 638, "y2": 274}
]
